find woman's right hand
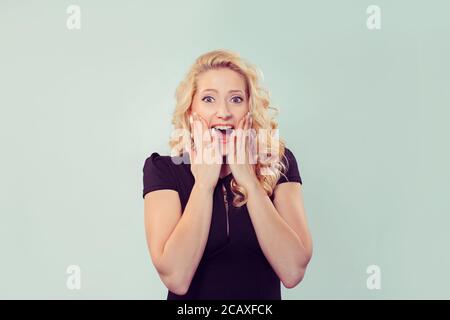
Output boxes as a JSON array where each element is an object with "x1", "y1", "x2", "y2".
[{"x1": 188, "y1": 112, "x2": 222, "y2": 191}]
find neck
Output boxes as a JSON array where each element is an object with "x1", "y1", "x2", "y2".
[{"x1": 220, "y1": 161, "x2": 231, "y2": 179}]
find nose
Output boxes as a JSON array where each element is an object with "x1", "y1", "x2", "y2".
[{"x1": 216, "y1": 100, "x2": 232, "y2": 120}]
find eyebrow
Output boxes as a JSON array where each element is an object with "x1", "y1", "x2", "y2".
[{"x1": 201, "y1": 89, "x2": 244, "y2": 94}]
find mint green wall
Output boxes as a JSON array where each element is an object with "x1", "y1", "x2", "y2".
[{"x1": 0, "y1": 0, "x2": 449, "y2": 299}]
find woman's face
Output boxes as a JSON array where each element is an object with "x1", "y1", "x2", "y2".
[{"x1": 190, "y1": 68, "x2": 249, "y2": 156}]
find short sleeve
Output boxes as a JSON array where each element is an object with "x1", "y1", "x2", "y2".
[
  {"x1": 142, "y1": 152, "x2": 178, "y2": 198},
  {"x1": 276, "y1": 147, "x2": 303, "y2": 185}
]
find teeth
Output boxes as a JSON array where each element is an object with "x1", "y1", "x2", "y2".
[{"x1": 212, "y1": 125, "x2": 234, "y2": 130}]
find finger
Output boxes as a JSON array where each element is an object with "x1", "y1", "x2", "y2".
[
  {"x1": 234, "y1": 112, "x2": 247, "y2": 150},
  {"x1": 244, "y1": 112, "x2": 250, "y2": 132},
  {"x1": 243, "y1": 113, "x2": 251, "y2": 157},
  {"x1": 191, "y1": 113, "x2": 203, "y2": 158},
  {"x1": 194, "y1": 112, "x2": 212, "y2": 143},
  {"x1": 187, "y1": 143, "x2": 196, "y2": 165},
  {"x1": 191, "y1": 116, "x2": 203, "y2": 163},
  {"x1": 189, "y1": 114, "x2": 195, "y2": 152},
  {"x1": 212, "y1": 129, "x2": 222, "y2": 163},
  {"x1": 239, "y1": 112, "x2": 250, "y2": 152},
  {"x1": 247, "y1": 131, "x2": 257, "y2": 165},
  {"x1": 237, "y1": 111, "x2": 248, "y2": 129}
]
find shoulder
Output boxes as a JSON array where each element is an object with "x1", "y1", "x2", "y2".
[
  {"x1": 144, "y1": 151, "x2": 185, "y2": 167},
  {"x1": 282, "y1": 146, "x2": 295, "y2": 160},
  {"x1": 142, "y1": 152, "x2": 185, "y2": 198},
  {"x1": 276, "y1": 146, "x2": 303, "y2": 185},
  {"x1": 144, "y1": 152, "x2": 172, "y2": 170},
  {"x1": 143, "y1": 151, "x2": 189, "y2": 176},
  {"x1": 280, "y1": 146, "x2": 297, "y2": 169}
]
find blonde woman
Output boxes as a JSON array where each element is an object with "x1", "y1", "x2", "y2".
[{"x1": 142, "y1": 50, "x2": 313, "y2": 300}]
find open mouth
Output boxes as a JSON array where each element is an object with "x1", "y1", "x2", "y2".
[{"x1": 211, "y1": 125, "x2": 234, "y2": 141}]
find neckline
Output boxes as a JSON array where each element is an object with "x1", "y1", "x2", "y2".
[{"x1": 218, "y1": 172, "x2": 232, "y2": 181}]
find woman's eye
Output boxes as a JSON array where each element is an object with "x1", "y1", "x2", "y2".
[
  {"x1": 231, "y1": 96, "x2": 243, "y2": 103},
  {"x1": 202, "y1": 96, "x2": 215, "y2": 103}
]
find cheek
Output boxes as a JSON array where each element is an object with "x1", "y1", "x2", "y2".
[
  {"x1": 190, "y1": 98, "x2": 200, "y2": 113},
  {"x1": 196, "y1": 109, "x2": 214, "y2": 121},
  {"x1": 190, "y1": 105, "x2": 215, "y2": 125},
  {"x1": 239, "y1": 103, "x2": 250, "y2": 116},
  {"x1": 233, "y1": 109, "x2": 248, "y2": 122},
  {"x1": 191, "y1": 100, "x2": 210, "y2": 116}
]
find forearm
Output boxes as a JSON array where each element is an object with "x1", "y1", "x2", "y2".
[
  {"x1": 160, "y1": 183, "x2": 213, "y2": 292},
  {"x1": 245, "y1": 181, "x2": 311, "y2": 287}
]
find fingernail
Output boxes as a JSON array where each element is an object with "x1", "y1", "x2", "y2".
[{"x1": 189, "y1": 115, "x2": 193, "y2": 124}]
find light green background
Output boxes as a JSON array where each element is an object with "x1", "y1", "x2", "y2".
[{"x1": 1, "y1": 0, "x2": 449, "y2": 299}]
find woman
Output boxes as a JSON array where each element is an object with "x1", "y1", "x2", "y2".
[{"x1": 142, "y1": 49, "x2": 313, "y2": 300}]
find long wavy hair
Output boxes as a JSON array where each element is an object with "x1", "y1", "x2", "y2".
[{"x1": 169, "y1": 49, "x2": 289, "y2": 207}]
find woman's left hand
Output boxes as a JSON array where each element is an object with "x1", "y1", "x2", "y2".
[{"x1": 227, "y1": 112, "x2": 259, "y2": 190}]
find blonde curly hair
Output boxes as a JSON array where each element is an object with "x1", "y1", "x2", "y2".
[{"x1": 169, "y1": 49, "x2": 289, "y2": 207}]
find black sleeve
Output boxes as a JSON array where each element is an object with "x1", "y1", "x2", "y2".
[
  {"x1": 142, "y1": 152, "x2": 178, "y2": 198},
  {"x1": 276, "y1": 147, "x2": 303, "y2": 185}
]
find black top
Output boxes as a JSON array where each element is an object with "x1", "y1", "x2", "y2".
[{"x1": 142, "y1": 147, "x2": 302, "y2": 300}]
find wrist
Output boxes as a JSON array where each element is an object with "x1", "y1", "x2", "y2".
[
  {"x1": 193, "y1": 181, "x2": 215, "y2": 194},
  {"x1": 244, "y1": 177, "x2": 262, "y2": 195}
]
